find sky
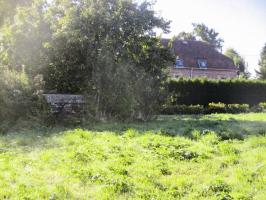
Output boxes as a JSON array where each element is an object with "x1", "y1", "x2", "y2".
[{"x1": 152, "y1": 0, "x2": 266, "y2": 76}]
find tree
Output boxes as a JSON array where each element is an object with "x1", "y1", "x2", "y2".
[
  {"x1": 1, "y1": 0, "x2": 174, "y2": 121},
  {"x1": 224, "y1": 48, "x2": 248, "y2": 77},
  {"x1": 192, "y1": 23, "x2": 224, "y2": 51},
  {"x1": 45, "y1": 0, "x2": 173, "y2": 120},
  {"x1": 0, "y1": 0, "x2": 33, "y2": 26},
  {"x1": 175, "y1": 31, "x2": 196, "y2": 41},
  {"x1": 0, "y1": 0, "x2": 51, "y2": 76},
  {"x1": 257, "y1": 43, "x2": 266, "y2": 79}
]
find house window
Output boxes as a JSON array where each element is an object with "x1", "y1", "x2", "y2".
[
  {"x1": 175, "y1": 58, "x2": 184, "y2": 68},
  {"x1": 197, "y1": 59, "x2": 207, "y2": 68}
]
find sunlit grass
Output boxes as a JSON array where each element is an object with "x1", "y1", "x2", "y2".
[{"x1": 0, "y1": 113, "x2": 266, "y2": 199}]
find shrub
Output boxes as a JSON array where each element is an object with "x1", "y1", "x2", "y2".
[
  {"x1": 226, "y1": 104, "x2": 249, "y2": 113},
  {"x1": 205, "y1": 103, "x2": 249, "y2": 114},
  {"x1": 162, "y1": 104, "x2": 204, "y2": 115},
  {"x1": 258, "y1": 102, "x2": 266, "y2": 111},
  {"x1": 207, "y1": 102, "x2": 226, "y2": 114},
  {"x1": 207, "y1": 103, "x2": 249, "y2": 114},
  {"x1": 162, "y1": 103, "x2": 253, "y2": 115},
  {"x1": 0, "y1": 68, "x2": 32, "y2": 124}
]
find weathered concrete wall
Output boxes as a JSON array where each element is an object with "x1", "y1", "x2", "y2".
[{"x1": 43, "y1": 94, "x2": 86, "y2": 114}]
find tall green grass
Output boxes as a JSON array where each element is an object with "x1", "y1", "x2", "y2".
[{"x1": 0, "y1": 113, "x2": 266, "y2": 199}]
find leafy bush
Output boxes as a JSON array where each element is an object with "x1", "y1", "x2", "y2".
[
  {"x1": 207, "y1": 102, "x2": 226, "y2": 113},
  {"x1": 226, "y1": 104, "x2": 249, "y2": 113},
  {"x1": 0, "y1": 68, "x2": 32, "y2": 125},
  {"x1": 251, "y1": 102, "x2": 266, "y2": 113},
  {"x1": 162, "y1": 103, "x2": 252, "y2": 115},
  {"x1": 259, "y1": 102, "x2": 266, "y2": 111},
  {"x1": 1, "y1": 0, "x2": 174, "y2": 122},
  {"x1": 207, "y1": 103, "x2": 249, "y2": 114},
  {"x1": 161, "y1": 104, "x2": 204, "y2": 115}
]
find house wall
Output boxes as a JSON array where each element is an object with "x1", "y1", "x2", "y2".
[{"x1": 170, "y1": 68, "x2": 238, "y2": 79}]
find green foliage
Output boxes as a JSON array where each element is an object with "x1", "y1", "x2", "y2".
[
  {"x1": 226, "y1": 104, "x2": 249, "y2": 114},
  {"x1": 192, "y1": 23, "x2": 224, "y2": 51},
  {"x1": 0, "y1": 67, "x2": 32, "y2": 132},
  {"x1": 224, "y1": 48, "x2": 248, "y2": 77},
  {"x1": 175, "y1": 31, "x2": 196, "y2": 41},
  {"x1": 207, "y1": 103, "x2": 249, "y2": 114},
  {"x1": 162, "y1": 103, "x2": 251, "y2": 115},
  {"x1": 175, "y1": 23, "x2": 224, "y2": 51},
  {"x1": 0, "y1": 114, "x2": 266, "y2": 199},
  {"x1": 44, "y1": 0, "x2": 172, "y2": 120},
  {"x1": 0, "y1": 67, "x2": 51, "y2": 132},
  {"x1": 1, "y1": 0, "x2": 174, "y2": 121},
  {"x1": 207, "y1": 102, "x2": 226, "y2": 113},
  {"x1": 167, "y1": 78, "x2": 266, "y2": 106},
  {"x1": 257, "y1": 43, "x2": 266, "y2": 79},
  {"x1": 0, "y1": 0, "x2": 33, "y2": 26},
  {"x1": 0, "y1": 0, "x2": 51, "y2": 75},
  {"x1": 162, "y1": 104, "x2": 204, "y2": 115},
  {"x1": 258, "y1": 102, "x2": 266, "y2": 110}
]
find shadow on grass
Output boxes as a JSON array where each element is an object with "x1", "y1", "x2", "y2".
[
  {"x1": 1, "y1": 115, "x2": 266, "y2": 150},
  {"x1": 87, "y1": 115, "x2": 266, "y2": 139}
]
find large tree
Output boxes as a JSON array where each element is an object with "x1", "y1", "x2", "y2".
[
  {"x1": 192, "y1": 23, "x2": 224, "y2": 51},
  {"x1": 224, "y1": 48, "x2": 247, "y2": 77},
  {"x1": 0, "y1": 0, "x2": 51, "y2": 75},
  {"x1": 0, "y1": 0, "x2": 33, "y2": 26},
  {"x1": 1, "y1": 0, "x2": 174, "y2": 121},
  {"x1": 175, "y1": 31, "x2": 196, "y2": 41},
  {"x1": 257, "y1": 43, "x2": 266, "y2": 79}
]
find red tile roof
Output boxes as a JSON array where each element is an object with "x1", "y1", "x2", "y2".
[{"x1": 161, "y1": 39, "x2": 237, "y2": 70}]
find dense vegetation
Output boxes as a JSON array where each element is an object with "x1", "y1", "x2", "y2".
[
  {"x1": 161, "y1": 103, "x2": 261, "y2": 115},
  {"x1": 167, "y1": 78, "x2": 266, "y2": 106},
  {"x1": 0, "y1": 113, "x2": 265, "y2": 199},
  {"x1": 0, "y1": 1, "x2": 265, "y2": 199},
  {"x1": 1, "y1": 0, "x2": 265, "y2": 125},
  {"x1": 224, "y1": 48, "x2": 248, "y2": 77},
  {"x1": 175, "y1": 23, "x2": 224, "y2": 51},
  {"x1": 257, "y1": 43, "x2": 266, "y2": 79},
  {"x1": 0, "y1": 0, "x2": 173, "y2": 122},
  {"x1": 0, "y1": 68, "x2": 32, "y2": 125}
]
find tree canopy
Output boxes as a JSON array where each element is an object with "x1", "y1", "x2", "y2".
[
  {"x1": 192, "y1": 23, "x2": 224, "y2": 51},
  {"x1": 224, "y1": 48, "x2": 247, "y2": 77},
  {"x1": 175, "y1": 23, "x2": 224, "y2": 51},
  {"x1": 175, "y1": 31, "x2": 196, "y2": 41},
  {"x1": 0, "y1": 0, "x2": 174, "y2": 121},
  {"x1": 0, "y1": 0, "x2": 33, "y2": 26},
  {"x1": 257, "y1": 43, "x2": 266, "y2": 79}
]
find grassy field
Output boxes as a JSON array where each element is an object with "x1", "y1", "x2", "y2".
[{"x1": 0, "y1": 113, "x2": 266, "y2": 199}]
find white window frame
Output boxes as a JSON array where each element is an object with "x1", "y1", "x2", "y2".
[
  {"x1": 175, "y1": 58, "x2": 184, "y2": 68},
  {"x1": 197, "y1": 59, "x2": 208, "y2": 69}
]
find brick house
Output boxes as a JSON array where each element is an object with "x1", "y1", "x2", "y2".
[{"x1": 161, "y1": 39, "x2": 238, "y2": 79}]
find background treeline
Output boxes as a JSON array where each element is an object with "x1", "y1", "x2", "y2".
[{"x1": 167, "y1": 78, "x2": 266, "y2": 106}]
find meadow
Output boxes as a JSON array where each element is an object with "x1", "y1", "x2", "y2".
[{"x1": 0, "y1": 113, "x2": 266, "y2": 199}]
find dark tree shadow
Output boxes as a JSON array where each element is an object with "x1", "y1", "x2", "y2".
[{"x1": 1, "y1": 115, "x2": 265, "y2": 150}]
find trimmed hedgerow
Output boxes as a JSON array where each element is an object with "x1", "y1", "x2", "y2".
[
  {"x1": 226, "y1": 104, "x2": 249, "y2": 114},
  {"x1": 0, "y1": 69, "x2": 32, "y2": 121},
  {"x1": 167, "y1": 78, "x2": 266, "y2": 106},
  {"x1": 161, "y1": 103, "x2": 259, "y2": 115},
  {"x1": 161, "y1": 104, "x2": 204, "y2": 115},
  {"x1": 259, "y1": 102, "x2": 266, "y2": 111}
]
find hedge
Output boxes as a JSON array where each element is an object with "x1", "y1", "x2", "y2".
[
  {"x1": 161, "y1": 102, "x2": 266, "y2": 115},
  {"x1": 167, "y1": 78, "x2": 266, "y2": 106}
]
